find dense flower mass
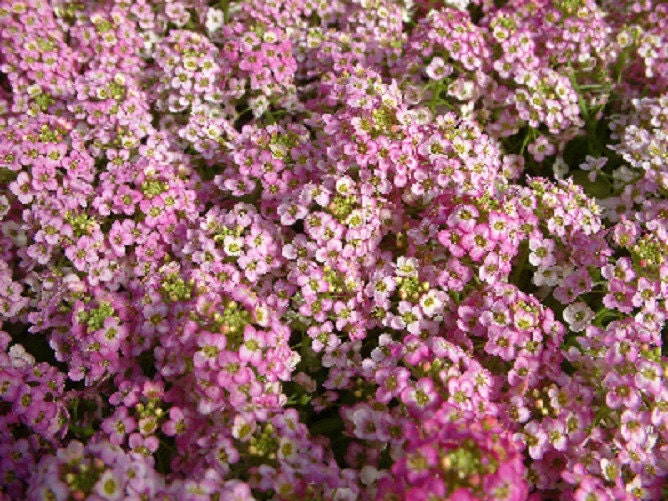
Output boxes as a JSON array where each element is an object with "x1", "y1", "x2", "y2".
[{"x1": 1, "y1": 0, "x2": 667, "y2": 499}]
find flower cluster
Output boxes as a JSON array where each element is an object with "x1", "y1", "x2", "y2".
[
  {"x1": 379, "y1": 414, "x2": 528, "y2": 500},
  {"x1": 1, "y1": 0, "x2": 668, "y2": 500},
  {"x1": 27, "y1": 440, "x2": 164, "y2": 500},
  {"x1": 0, "y1": 331, "x2": 67, "y2": 498}
]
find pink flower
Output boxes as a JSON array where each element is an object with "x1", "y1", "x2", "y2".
[
  {"x1": 604, "y1": 373, "x2": 640, "y2": 409},
  {"x1": 101, "y1": 408, "x2": 136, "y2": 445},
  {"x1": 573, "y1": 476, "x2": 612, "y2": 501},
  {"x1": 485, "y1": 327, "x2": 518, "y2": 361},
  {"x1": 10, "y1": 172, "x2": 33, "y2": 204},
  {"x1": 401, "y1": 377, "x2": 440, "y2": 412},
  {"x1": 520, "y1": 421, "x2": 548, "y2": 460},
  {"x1": 162, "y1": 407, "x2": 189, "y2": 437},
  {"x1": 425, "y1": 57, "x2": 453, "y2": 80},
  {"x1": 375, "y1": 367, "x2": 410, "y2": 404},
  {"x1": 527, "y1": 135, "x2": 555, "y2": 162}
]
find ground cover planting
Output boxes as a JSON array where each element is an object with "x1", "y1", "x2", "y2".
[{"x1": 0, "y1": 0, "x2": 667, "y2": 499}]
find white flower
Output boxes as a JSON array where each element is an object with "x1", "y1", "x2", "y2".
[
  {"x1": 445, "y1": 0, "x2": 470, "y2": 10},
  {"x1": 613, "y1": 165, "x2": 635, "y2": 184},
  {"x1": 459, "y1": 100, "x2": 474, "y2": 119},
  {"x1": 205, "y1": 8, "x2": 225, "y2": 33},
  {"x1": 448, "y1": 78, "x2": 476, "y2": 101},
  {"x1": 306, "y1": 29, "x2": 324, "y2": 49},
  {"x1": 396, "y1": 256, "x2": 418, "y2": 277},
  {"x1": 420, "y1": 290, "x2": 444, "y2": 317},
  {"x1": 425, "y1": 57, "x2": 452, "y2": 81},
  {"x1": 335, "y1": 176, "x2": 354, "y2": 195},
  {"x1": 346, "y1": 209, "x2": 364, "y2": 228},
  {"x1": 0, "y1": 195, "x2": 9, "y2": 218},
  {"x1": 223, "y1": 235, "x2": 244, "y2": 256},
  {"x1": 528, "y1": 237, "x2": 556, "y2": 267},
  {"x1": 141, "y1": 32, "x2": 159, "y2": 54},
  {"x1": 532, "y1": 266, "x2": 561, "y2": 287},
  {"x1": 249, "y1": 95, "x2": 269, "y2": 118},
  {"x1": 95, "y1": 470, "x2": 122, "y2": 500},
  {"x1": 262, "y1": 31, "x2": 278, "y2": 43},
  {"x1": 617, "y1": 29, "x2": 633, "y2": 48},
  {"x1": 553, "y1": 157, "x2": 569, "y2": 179},
  {"x1": 278, "y1": 437, "x2": 297, "y2": 460},
  {"x1": 26, "y1": 84, "x2": 42, "y2": 97},
  {"x1": 231, "y1": 414, "x2": 256, "y2": 442},
  {"x1": 563, "y1": 302, "x2": 594, "y2": 332},
  {"x1": 253, "y1": 305, "x2": 270, "y2": 326},
  {"x1": 600, "y1": 458, "x2": 620, "y2": 482},
  {"x1": 9, "y1": 344, "x2": 35, "y2": 369},
  {"x1": 360, "y1": 465, "x2": 379, "y2": 485}
]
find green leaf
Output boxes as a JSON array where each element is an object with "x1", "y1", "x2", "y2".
[
  {"x1": 309, "y1": 417, "x2": 344, "y2": 436},
  {"x1": 571, "y1": 170, "x2": 612, "y2": 199}
]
